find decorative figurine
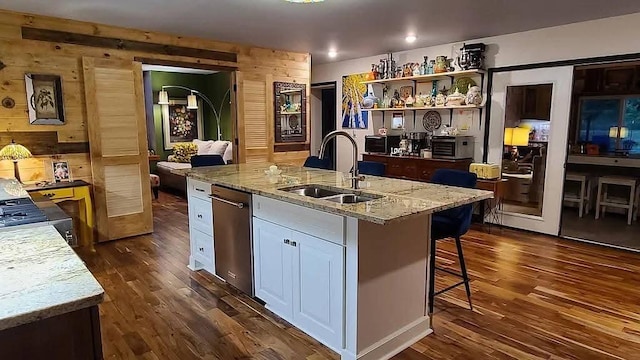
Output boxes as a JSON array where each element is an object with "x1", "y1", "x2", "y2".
[
  {"x1": 368, "y1": 64, "x2": 377, "y2": 81},
  {"x1": 465, "y1": 85, "x2": 483, "y2": 105},
  {"x1": 412, "y1": 63, "x2": 421, "y2": 76},
  {"x1": 405, "y1": 94, "x2": 415, "y2": 107},
  {"x1": 415, "y1": 92, "x2": 425, "y2": 107}
]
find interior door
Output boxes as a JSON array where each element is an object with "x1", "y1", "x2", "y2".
[
  {"x1": 236, "y1": 71, "x2": 272, "y2": 163},
  {"x1": 487, "y1": 67, "x2": 573, "y2": 235},
  {"x1": 82, "y1": 57, "x2": 153, "y2": 242}
]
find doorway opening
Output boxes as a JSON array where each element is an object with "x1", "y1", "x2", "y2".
[
  {"x1": 141, "y1": 64, "x2": 236, "y2": 198},
  {"x1": 311, "y1": 82, "x2": 337, "y2": 169},
  {"x1": 560, "y1": 61, "x2": 640, "y2": 251}
]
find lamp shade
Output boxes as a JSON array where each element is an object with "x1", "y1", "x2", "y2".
[
  {"x1": 609, "y1": 126, "x2": 629, "y2": 138},
  {"x1": 504, "y1": 127, "x2": 529, "y2": 146},
  {"x1": 0, "y1": 140, "x2": 32, "y2": 161},
  {"x1": 187, "y1": 93, "x2": 198, "y2": 110},
  {"x1": 158, "y1": 90, "x2": 169, "y2": 105}
]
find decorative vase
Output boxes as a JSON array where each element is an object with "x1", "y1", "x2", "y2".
[
  {"x1": 421, "y1": 56, "x2": 429, "y2": 75},
  {"x1": 362, "y1": 84, "x2": 378, "y2": 109},
  {"x1": 435, "y1": 56, "x2": 449, "y2": 73}
]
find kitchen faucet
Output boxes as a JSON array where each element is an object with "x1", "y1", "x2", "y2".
[{"x1": 318, "y1": 130, "x2": 365, "y2": 189}]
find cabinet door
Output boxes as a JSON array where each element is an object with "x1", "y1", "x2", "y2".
[
  {"x1": 253, "y1": 218, "x2": 294, "y2": 320},
  {"x1": 292, "y1": 231, "x2": 344, "y2": 350}
]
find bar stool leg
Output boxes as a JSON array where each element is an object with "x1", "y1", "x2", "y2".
[
  {"x1": 585, "y1": 178, "x2": 591, "y2": 215},
  {"x1": 595, "y1": 181, "x2": 603, "y2": 220},
  {"x1": 428, "y1": 236, "x2": 437, "y2": 316},
  {"x1": 628, "y1": 184, "x2": 635, "y2": 226},
  {"x1": 579, "y1": 178, "x2": 586, "y2": 218},
  {"x1": 454, "y1": 236, "x2": 473, "y2": 311},
  {"x1": 635, "y1": 184, "x2": 640, "y2": 222}
]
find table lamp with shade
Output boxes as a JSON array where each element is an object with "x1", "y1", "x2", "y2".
[
  {"x1": 609, "y1": 126, "x2": 630, "y2": 155},
  {"x1": 0, "y1": 140, "x2": 33, "y2": 183},
  {"x1": 504, "y1": 127, "x2": 530, "y2": 164}
]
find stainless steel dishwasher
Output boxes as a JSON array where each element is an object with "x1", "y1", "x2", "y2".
[{"x1": 210, "y1": 185, "x2": 253, "y2": 295}]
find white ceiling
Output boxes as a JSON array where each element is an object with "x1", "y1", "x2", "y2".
[{"x1": 2, "y1": 0, "x2": 640, "y2": 64}]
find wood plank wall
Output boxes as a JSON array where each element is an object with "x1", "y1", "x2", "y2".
[{"x1": 0, "y1": 9, "x2": 311, "y2": 183}]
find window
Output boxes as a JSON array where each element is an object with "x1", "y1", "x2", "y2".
[{"x1": 578, "y1": 96, "x2": 640, "y2": 154}]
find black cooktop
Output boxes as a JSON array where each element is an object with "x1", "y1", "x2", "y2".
[{"x1": 0, "y1": 197, "x2": 48, "y2": 227}]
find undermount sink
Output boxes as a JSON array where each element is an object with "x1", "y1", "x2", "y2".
[
  {"x1": 323, "y1": 193, "x2": 382, "y2": 204},
  {"x1": 279, "y1": 185, "x2": 342, "y2": 198},
  {"x1": 279, "y1": 184, "x2": 382, "y2": 204}
]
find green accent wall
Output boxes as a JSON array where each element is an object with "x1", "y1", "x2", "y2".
[{"x1": 150, "y1": 71, "x2": 232, "y2": 160}]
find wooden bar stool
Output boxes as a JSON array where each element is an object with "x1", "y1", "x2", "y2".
[
  {"x1": 564, "y1": 173, "x2": 591, "y2": 218},
  {"x1": 595, "y1": 176, "x2": 638, "y2": 225}
]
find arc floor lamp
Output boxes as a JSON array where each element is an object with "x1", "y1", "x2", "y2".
[{"x1": 158, "y1": 85, "x2": 230, "y2": 141}]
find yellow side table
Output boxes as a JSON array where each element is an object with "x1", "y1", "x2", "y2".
[{"x1": 26, "y1": 180, "x2": 95, "y2": 251}]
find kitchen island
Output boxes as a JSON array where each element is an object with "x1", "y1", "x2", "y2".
[
  {"x1": 0, "y1": 225, "x2": 104, "y2": 359},
  {"x1": 180, "y1": 164, "x2": 492, "y2": 360}
]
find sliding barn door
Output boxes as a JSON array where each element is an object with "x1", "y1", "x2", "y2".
[
  {"x1": 236, "y1": 71, "x2": 273, "y2": 163},
  {"x1": 82, "y1": 57, "x2": 153, "y2": 242}
]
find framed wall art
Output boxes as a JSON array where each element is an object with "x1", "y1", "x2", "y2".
[
  {"x1": 162, "y1": 99, "x2": 203, "y2": 150},
  {"x1": 341, "y1": 72, "x2": 369, "y2": 129},
  {"x1": 25, "y1": 73, "x2": 65, "y2": 125}
]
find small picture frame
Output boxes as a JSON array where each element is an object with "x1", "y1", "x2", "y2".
[
  {"x1": 391, "y1": 112, "x2": 405, "y2": 130},
  {"x1": 52, "y1": 161, "x2": 71, "y2": 183}
]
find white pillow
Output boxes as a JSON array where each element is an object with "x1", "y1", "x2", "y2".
[
  {"x1": 209, "y1": 141, "x2": 230, "y2": 156},
  {"x1": 193, "y1": 139, "x2": 214, "y2": 155}
]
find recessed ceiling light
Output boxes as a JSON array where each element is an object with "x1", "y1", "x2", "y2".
[
  {"x1": 328, "y1": 50, "x2": 338, "y2": 58},
  {"x1": 405, "y1": 35, "x2": 417, "y2": 43},
  {"x1": 285, "y1": 0, "x2": 324, "y2": 3}
]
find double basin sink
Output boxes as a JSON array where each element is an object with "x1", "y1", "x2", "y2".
[{"x1": 279, "y1": 184, "x2": 383, "y2": 204}]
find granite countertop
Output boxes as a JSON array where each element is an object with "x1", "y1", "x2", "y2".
[
  {"x1": 0, "y1": 226, "x2": 104, "y2": 331},
  {"x1": 179, "y1": 164, "x2": 493, "y2": 225}
]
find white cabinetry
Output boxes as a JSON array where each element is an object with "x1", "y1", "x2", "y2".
[
  {"x1": 292, "y1": 231, "x2": 344, "y2": 351},
  {"x1": 252, "y1": 196, "x2": 345, "y2": 352},
  {"x1": 187, "y1": 178, "x2": 215, "y2": 274},
  {"x1": 253, "y1": 218, "x2": 294, "y2": 321}
]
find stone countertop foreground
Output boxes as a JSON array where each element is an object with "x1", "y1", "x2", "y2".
[
  {"x1": 0, "y1": 226, "x2": 104, "y2": 331},
  {"x1": 178, "y1": 164, "x2": 494, "y2": 225}
]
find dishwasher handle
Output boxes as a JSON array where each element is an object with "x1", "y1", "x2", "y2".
[{"x1": 209, "y1": 195, "x2": 245, "y2": 209}]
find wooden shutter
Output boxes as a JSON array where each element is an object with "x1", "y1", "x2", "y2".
[
  {"x1": 236, "y1": 72, "x2": 272, "y2": 163},
  {"x1": 82, "y1": 57, "x2": 153, "y2": 242}
]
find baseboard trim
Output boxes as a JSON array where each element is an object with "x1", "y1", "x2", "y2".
[{"x1": 343, "y1": 316, "x2": 432, "y2": 360}]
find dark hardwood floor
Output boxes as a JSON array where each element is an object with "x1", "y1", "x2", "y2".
[{"x1": 78, "y1": 191, "x2": 640, "y2": 360}]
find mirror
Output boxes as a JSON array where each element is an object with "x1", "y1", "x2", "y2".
[
  {"x1": 501, "y1": 84, "x2": 553, "y2": 217},
  {"x1": 25, "y1": 74, "x2": 65, "y2": 125},
  {"x1": 274, "y1": 82, "x2": 307, "y2": 145}
]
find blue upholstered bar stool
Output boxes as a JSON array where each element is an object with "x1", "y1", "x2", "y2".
[
  {"x1": 190, "y1": 154, "x2": 226, "y2": 167},
  {"x1": 357, "y1": 161, "x2": 386, "y2": 176},
  {"x1": 303, "y1": 156, "x2": 332, "y2": 170},
  {"x1": 428, "y1": 169, "x2": 477, "y2": 315}
]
